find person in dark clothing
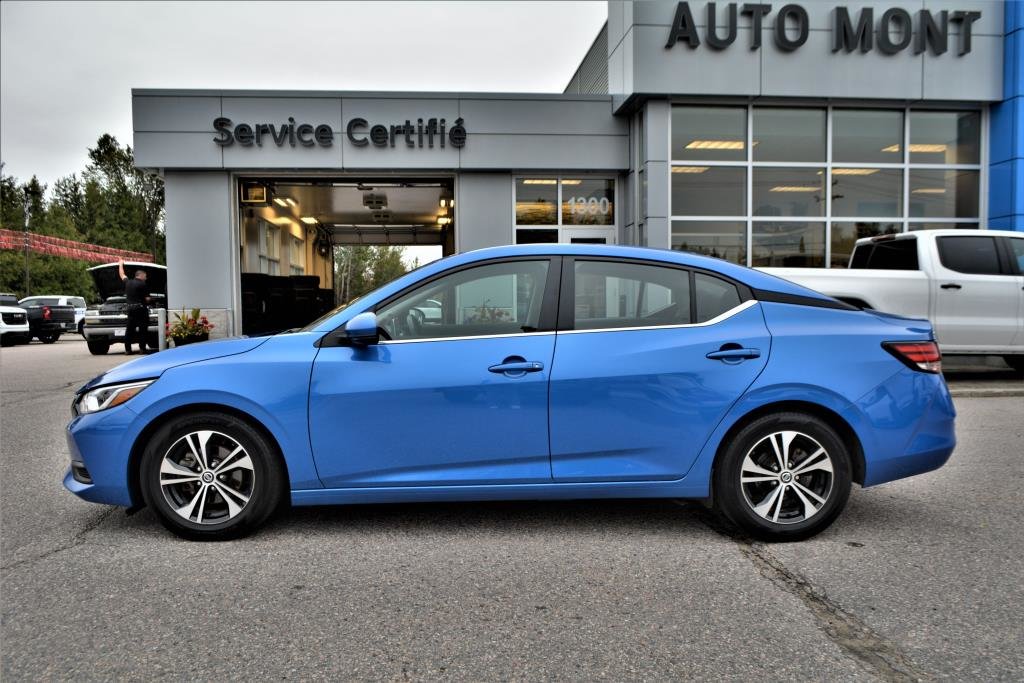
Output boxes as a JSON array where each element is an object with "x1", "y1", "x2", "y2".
[{"x1": 118, "y1": 258, "x2": 151, "y2": 355}]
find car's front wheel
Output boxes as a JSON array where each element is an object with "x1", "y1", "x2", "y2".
[
  {"x1": 713, "y1": 412, "x2": 852, "y2": 542},
  {"x1": 140, "y1": 411, "x2": 286, "y2": 541}
]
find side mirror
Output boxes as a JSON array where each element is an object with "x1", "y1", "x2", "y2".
[{"x1": 344, "y1": 311, "x2": 380, "y2": 346}]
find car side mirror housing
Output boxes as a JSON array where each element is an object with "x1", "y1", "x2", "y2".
[{"x1": 344, "y1": 312, "x2": 380, "y2": 346}]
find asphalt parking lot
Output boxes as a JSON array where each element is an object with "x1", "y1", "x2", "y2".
[{"x1": 2, "y1": 339, "x2": 1022, "y2": 680}]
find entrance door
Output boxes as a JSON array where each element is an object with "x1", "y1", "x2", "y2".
[{"x1": 308, "y1": 258, "x2": 559, "y2": 488}]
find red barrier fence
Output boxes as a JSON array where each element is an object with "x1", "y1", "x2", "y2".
[{"x1": 0, "y1": 229, "x2": 153, "y2": 264}]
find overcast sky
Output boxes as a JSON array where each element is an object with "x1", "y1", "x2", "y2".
[{"x1": 0, "y1": 0, "x2": 607, "y2": 188}]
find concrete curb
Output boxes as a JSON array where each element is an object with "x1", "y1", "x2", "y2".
[{"x1": 949, "y1": 388, "x2": 1024, "y2": 398}]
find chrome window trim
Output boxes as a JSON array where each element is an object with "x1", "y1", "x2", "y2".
[
  {"x1": 559, "y1": 299, "x2": 758, "y2": 336},
  {"x1": 379, "y1": 330, "x2": 556, "y2": 346}
]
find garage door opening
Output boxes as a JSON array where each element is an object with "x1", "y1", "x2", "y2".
[{"x1": 238, "y1": 177, "x2": 452, "y2": 335}]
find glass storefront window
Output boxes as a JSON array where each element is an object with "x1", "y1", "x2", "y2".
[
  {"x1": 830, "y1": 222, "x2": 900, "y2": 268},
  {"x1": 752, "y1": 168, "x2": 825, "y2": 217},
  {"x1": 671, "y1": 106, "x2": 747, "y2": 161},
  {"x1": 830, "y1": 169, "x2": 902, "y2": 217},
  {"x1": 671, "y1": 166, "x2": 746, "y2": 216},
  {"x1": 908, "y1": 170, "x2": 980, "y2": 218},
  {"x1": 833, "y1": 110, "x2": 903, "y2": 164},
  {"x1": 515, "y1": 178, "x2": 558, "y2": 225},
  {"x1": 515, "y1": 229, "x2": 559, "y2": 244},
  {"x1": 908, "y1": 223, "x2": 980, "y2": 230},
  {"x1": 908, "y1": 111, "x2": 981, "y2": 164},
  {"x1": 753, "y1": 108, "x2": 826, "y2": 162},
  {"x1": 671, "y1": 221, "x2": 747, "y2": 264},
  {"x1": 752, "y1": 222, "x2": 826, "y2": 267},
  {"x1": 561, "y1": 178, "x2": 614, "y2": 226}
]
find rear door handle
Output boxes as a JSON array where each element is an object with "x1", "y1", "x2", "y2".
[
  {"x1": 940, "y1": 283, "x2": 962, "y2": 290},
  {"x1": 706, "y1": 348, "x2": 761, "y2": 362},
  {"x1": 488, "y1": 360, "x2": 544, "y2": 376}
]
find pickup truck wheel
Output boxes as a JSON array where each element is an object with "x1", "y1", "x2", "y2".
[
  {"x1": 713, "y1": 412, "x2": 852, "y2": 542},
  {"x1": 140, "y1": 412, "x2": 286, "y2": 541},
  {"x1": 1004, "y1": 356, "x2": 1024, "y2": 374},
  {"x1": 38, "y1": 333, "x2": 60, "y2": 344},
  {"x1": 86, "y1": 340, "x2": 110, "y2": 355},
  {"x1": 78, "y1": 320, "x2": 85, "y2": 337},
  {"x1": 0, "y1": 335, "x2": 13, "y2": 347}
]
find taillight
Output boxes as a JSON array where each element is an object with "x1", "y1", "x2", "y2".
[
  {"x1": 43, "y1": 305, "x2": 51, "y2": 320},
  {"x1": 883, "y1": 341, "x2": 942, "y2": 374}
]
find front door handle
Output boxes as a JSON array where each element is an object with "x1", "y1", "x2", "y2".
[
  {"x1": 706, "y1": 347, "x2": 761, "y2": 362},
  {"x1": 940, "y1": 283, "x2": 962, "y2": 290},
  {"x1": 488, "y1": 359, "x2": 544, "y2": 376}
]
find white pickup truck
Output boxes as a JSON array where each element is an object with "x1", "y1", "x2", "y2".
[{"x1": 762, "y1": 229, "x2": 1024, "y2": 372}]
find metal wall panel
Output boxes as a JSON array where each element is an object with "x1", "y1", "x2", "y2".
[
  {"x1": 133, "y1": 96, "x2": 220, "y2": 132},
  {"x1": 163, "y1": 173, "x2": 234, "y2": 311},
  {"x1": 455, "y1": 174, "x2": 513, "y2": 252}
]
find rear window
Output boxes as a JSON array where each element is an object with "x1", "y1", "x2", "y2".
[
  {"x1": 937, "y1": 236, "x2": 1001, "y2": 275},
  {"x1": 20, "y1": 297, "x2": 62, "y2": 306},
  {"x1": 71, "y1": 297, "x2": 86, "y2": 308},
  {"x1": 850, "y1": 239, "x2": 919, "y2": 270}
]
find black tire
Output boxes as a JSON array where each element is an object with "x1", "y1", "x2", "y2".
[
  {"x1": 0, "y1": 335, "x2": 13, "y2": 348},
  {"x1": 39, "y1": 333, "x2": 60, "y2": 344},
  {"x1": 140, "y1": 411, "x2": 286, "y2": 541},
  {"x1": 78, "y1": 320, "x2": 85, "y2": 337},
  {"x1": 1003, "y1": 355, "x2": 1024, "y2": 374},
  {"x1": 713, "y1": 412, "x2": 852, "y2": 542},
  {"x1": 86, "y1": 340, "x2": 110, "y2": 355}
]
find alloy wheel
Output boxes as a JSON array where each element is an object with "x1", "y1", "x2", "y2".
[
  {"x1": 739, "y1": 430, "x2": 834, "y2": 525},
  {"x1": 159, "y1": 430, "x2": 255, "y2": 525}
]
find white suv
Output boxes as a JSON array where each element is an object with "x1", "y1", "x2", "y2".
[{"x1": 0, "y1": 293, "x2": 31, "y2": 346}]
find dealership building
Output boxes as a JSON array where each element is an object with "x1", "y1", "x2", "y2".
[{"x1": 132, "y1": 0, "x2": 1023, "y2": 337}]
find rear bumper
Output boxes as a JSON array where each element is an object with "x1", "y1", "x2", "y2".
[
  {"x1": 83, "y1": 325, "x2": 159, "y2": 341},
  {"x1": 851, "y1": 368, "x2": 956, "y2": 487}
]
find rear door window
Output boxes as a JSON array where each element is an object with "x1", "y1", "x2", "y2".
[
  {"x1": 937, "y1": 236, "x2": 1001, "y2": 275},
  {"x1": 573, "y1": 261, "x2": 691, "y2": 330}
]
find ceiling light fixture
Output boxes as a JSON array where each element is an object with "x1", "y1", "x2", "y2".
[
  {"x1": 273, "y1": 197, "x2": 289, "y2": 207},
  {"x1": 300, "y1": 216, "x2": 318, "y2": 224},
  {"x1": 911, "y1": 188, "x2": 947, "y2": 194},
  {"x1": 561, "y1": 179, "x2": 582, "y2": 185},
  {"x1": 523, "y1": 179, "x2": 558, "y2": 185},
  {"x1": 830, "y1": 168, "x2": 880, "y2": 176},
  {"x1": 685, "y1": 140, "x2": 746, "y2": 150},
  {"x1": 769, "y1": 186, "x2": 820, "y2": 193},
  {"x1": 881, "y1": 144, "x2": 948, "y2": 153},
  {"x1": 672, "y1": 166, "x2": 710, "y2": 174}
]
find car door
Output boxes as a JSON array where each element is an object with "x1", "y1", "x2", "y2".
[
  {"x1": 549, "y1": 258, "x2": 770, "y2": 482},
  {"x1": 308, "y1": 257, "x2": 560, "y2": 488},
  {"x1": 932, "y1": 235, "x2": 1019, "y2": 350},
  {"x1": 1004, "y1": 236, "x2": 1024, "y2": 349}
]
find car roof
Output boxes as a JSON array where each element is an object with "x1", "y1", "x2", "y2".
[{"x1": 855, "y1": 228, "x2": 1023, "y2": 245}]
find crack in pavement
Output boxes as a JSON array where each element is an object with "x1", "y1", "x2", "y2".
[
  {"x1": 681, "y1": 503, "x2": 932, "y2": 682},
  {"x1": 1, "y1": 507, "x2": 116, "y2": 573}
]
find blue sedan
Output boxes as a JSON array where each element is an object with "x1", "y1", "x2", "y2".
[{"x1": 65, "y1": 245, "x2": 955, "y2": 541}]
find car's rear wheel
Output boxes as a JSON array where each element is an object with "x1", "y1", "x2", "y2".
[
  {"x1": 140, "y1": 411, "x2": 286, "y2": 541},
  {"x1": 78, "y1": 320, "x2": 85, "y2": 337},
  {"x1": 713, "y1": 412, "x2": 851, "y2": 542},
  {"x1": 86, "y1": 340, "x2": 110, "y2": 355},
  {"x1": 38, "y1": 333, "x2": 60, "y2": 344}
]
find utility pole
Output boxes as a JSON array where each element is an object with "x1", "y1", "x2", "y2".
[{"x1": 22, "y1": 187, "x2": 35, "y2": 296}]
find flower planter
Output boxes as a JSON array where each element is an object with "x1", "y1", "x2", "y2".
[{"x1": 173, "y1": 333, "x2": 209, "y2": 347}]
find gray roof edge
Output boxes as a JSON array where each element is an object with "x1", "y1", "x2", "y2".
[{"x1": 131, "y1": 88, "x2": 614, "y2": 102}]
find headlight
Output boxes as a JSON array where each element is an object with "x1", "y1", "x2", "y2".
[
  {"x1": 84, "y1": 309, "x2": 99, "y2": 318},
  {"x1": 76, "y1": 380, "x2": 154, "y2": 414}
]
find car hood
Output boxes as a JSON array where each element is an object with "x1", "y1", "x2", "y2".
[
  {"x1": 0, "y1": 305, "x2": 27, "y2": 313},
  {"x1": 77, "y1": 336, "x2": 270, "y2": 393},
  {"x1": 89, "y1": 262, "x2": 167, "y2": 300}
]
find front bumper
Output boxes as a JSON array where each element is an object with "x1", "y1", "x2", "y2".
[
  {"x1": 1, "y1": 323, "x2": 30, "y2": 336},
  {"x1": 83, "y1": 323, "x2": 159, "y2": 341},
  {"x1": 64, "y1": 404, "x2": 139, "y2": 507}
]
